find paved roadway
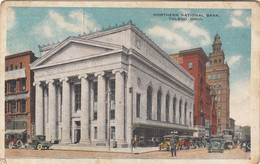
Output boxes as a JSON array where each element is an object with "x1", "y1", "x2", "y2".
[{"x1": 5, "y1": 147, "x2": 250, "y2": 159}]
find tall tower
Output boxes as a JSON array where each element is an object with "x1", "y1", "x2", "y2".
[{"x1": 206, "y1": 34, "x2": 230, "y2": 134}]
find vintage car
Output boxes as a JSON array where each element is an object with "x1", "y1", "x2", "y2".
[
  {"x1": 5, "y1": 129, "x2": 27, "y2": 149},
  {"x1": 159, "y1": 134, "x2": 179, "y2": 151},
  {"x1": 178, "y1": 136, "x2": 191, "y2": 150},
  {"x1": 207, "y1": 135, "x2": 225, "y2": 153},
  {"x1": 25, "y1": 135, "x2": 52, "y2": 150}
]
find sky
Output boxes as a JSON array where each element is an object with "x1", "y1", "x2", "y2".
[{"x1": 6, "y1": 7, "x2": 251, "y2": 126}]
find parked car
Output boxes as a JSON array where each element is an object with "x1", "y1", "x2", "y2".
[
  {"x1": 159, "y1": 134, "x2": 179, "y2": 151},
  {"x1": 5, "y1": 130, "x2": 27, "y2": 149},
  {"x1": 25, "y1": 135, "x2": 52, "y2": 150},
  {"x1": 207, "y1": 135, "x2": 225, "y2": 153}
]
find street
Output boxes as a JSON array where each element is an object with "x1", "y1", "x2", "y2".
[{"x1": 5, "y1": 147, "x2": 250, "y2": 159}]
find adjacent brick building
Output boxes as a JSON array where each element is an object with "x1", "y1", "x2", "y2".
[
  {"x1": 206, "y1": 34, "x2": 230, "y2": 134},
  {"x1": 171, "y1": 48, "x2": 217, "y2": 137},
  {"x1": 5, "y1": 51, "x2": 38, "y2": 142}
]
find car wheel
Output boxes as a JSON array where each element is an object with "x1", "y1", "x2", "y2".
[
  {"x1": 16, "y1": 140, "x2": 23, "y2": 149},
  {"x1": 37, "y1": 144, "x2": 42, "y2": 150},
  {"x1": 24, "y1": 144, "x2": 29, "y2": 150},
  {"x1": 8, "y1": 142, "x2": 14, "y2": 149}
]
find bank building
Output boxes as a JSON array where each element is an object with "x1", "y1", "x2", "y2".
[{"x1": 30, "y1": 20, "x2": 196, "y2": 148}]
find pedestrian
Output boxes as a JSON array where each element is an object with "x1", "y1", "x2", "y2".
[{"x1": 170, "y1": 136, "x2": 177, "y2": 157}]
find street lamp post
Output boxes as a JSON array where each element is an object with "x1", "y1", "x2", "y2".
[{"x1": 210, "y1": 88, "x2": 216, "y2": 138}]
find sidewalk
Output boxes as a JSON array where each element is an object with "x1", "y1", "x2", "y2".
[{"x1": 50, "y1": 144, "x2": 159, "y2": 154}]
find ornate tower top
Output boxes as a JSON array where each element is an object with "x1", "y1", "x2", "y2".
[{"x1": 213, "y1": 33, "x2": 222, "y2": 53}]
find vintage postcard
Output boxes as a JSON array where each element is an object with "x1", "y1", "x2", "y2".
[{"x1": 0, "y1": 1, "x2": 259, "y2": 164}]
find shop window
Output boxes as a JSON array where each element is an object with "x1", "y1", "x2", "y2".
[
  {"x1": 10, "y1": 80, "x2": 16, "y2": 92},
  {"x1": 20, "y1": 100, "x2": 26, "y2": 112},
  {"x1": 110, "y1": 79, "x2": 115, "y2": 120},
  {"x1": 111, "y1": 126, "x2": 115, "y2": 140},
  {"x1": 147, "y1": 86, "x2": 153, "y2": 120},
  {"x1": 188, "y1": 62, "x2": 193, "y2": 69},
  {"x1": 93, "y1": 82, "x2": 98, "y2": 120},
  {"x1": 75, "y1": 84, "x2": 81, "y2": 111},
  {"x1": 157, "y1": 90, "x2": 162, "y2": 121},
  {"x1": 94, "y1": 127, "x2": 97, "y2": 139},
  {"x1": 136, "y1": 93, "x2": 141, "y2": 118},
  {"x1": 20, "y1": 78, "x2": 26, "y2": 91}
]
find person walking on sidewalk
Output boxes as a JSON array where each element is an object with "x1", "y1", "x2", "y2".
[{"x1": 170, "y1": 136, "x2": 177, "y2": 157}]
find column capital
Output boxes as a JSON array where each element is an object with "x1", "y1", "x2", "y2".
[
  {"x1": 78, "y1": 74, "x2": 88, "y2": 80},
  {"x1": 46, "y1": 79, "x2": 54, "y2": 84},
  {"x1": 59, "y1": 77, "x2": 69, "y2": 83},
  {"x1": 112, "y1": 68, "x2": 127, "y2": 74},
  {"x1": 94, "y1": 71, "x2": 105, "y2": 77},
  {"x1": 33, "y1": 81, "x2": 41, "y2": 86}
]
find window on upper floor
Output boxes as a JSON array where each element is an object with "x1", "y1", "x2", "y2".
[
  {"x1": 10, "y1": 80, "x2": 16, "y2": 92},
  {"x1": 10, "y1": 64, "x2": 13, "y2": 70},
  {"x1": 93, "y1": 82, "x2": 98, "y2": 120},
  {"x1": 110, "y1": 79, "x2": 115, "y2": 120},
  {"x1": 219, "y1": 111, "x2": 221, "y2": 116},
  {"x1": 157, "y1": 90, "x2": 162, "y2": 121},
  {"x1": 218, "y1": 103, "x2": 221, "y2": 109},
  {"x1": 111, "y1": 126, "x2": 115, "y2": 140},
  {"x1": 6, "y1": 67, "x2": 8, "y2": 71},
  {"x1": 94, "y1": 127, "x2": 97, "y2": 139},
  {"x1": 147, "y1": 86, "x2": 153, "y2": 120},
  {"x1": 20, "y1": 78, "x2": 26, "y2": 91},
  {"x1": 15, "y1": 65, "x2": 17, "y2": 70},
  {"x1": 20, "y1": 99, "x2": 26, "y2": 112},
  {"x1": 136, "y1": 93, "x2": 141, "y2": 118},
  {"x1": 213, "y1": 83, "x2": 216, "y2": 88},
  {"x1": 166, "y1": 94, "x2": 170, "y2": 122},
  {"x1": 74, "y1": 84, "x2": 81, "y2": 111},
  {"x1": 218, "y1": 90, "x2": 222, "y2": 94},
  {"x1": 214, "y1": 59, "x2": 217, "y2": 63},
  {"x1": 20, "y1": 62, "x2": 23, "y2": 69},
  {"x1": 219, "y1": 59, "x2": 221, "y2": 63},
  {"x1": 213, "y1": 74, "x2": 217, "y2": 79},
  {"x1": 208, "y1": 75, "x2": 211, "y2": 80},
  {"x1": 11, "y1": 101, "x2": 16, "y2": 113},
  {"x1": 188, "y1": 62, "x2": 193, "y2": 69},
  {"x1": 206, "y1": 62, "x2": 210, "y2": 68},
  {"x1": 219, "y1": 82, "x2": 222, "y2": 87}
]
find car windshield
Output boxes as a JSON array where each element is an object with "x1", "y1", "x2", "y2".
[{"x1": 36, "y1": 136, "x2": 45, "y2": 141}]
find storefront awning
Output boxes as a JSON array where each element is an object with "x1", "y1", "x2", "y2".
[
  {"x1": 133, "y1": 122, "x2": 197, "y2": 132},
  {"x1": 5, "y1": 129, "x2": 27, "y2": 134}
]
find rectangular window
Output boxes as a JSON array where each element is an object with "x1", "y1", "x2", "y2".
[
  {"x1": 189, "y1": 112, "x2": 192, "y2": 126},
  {"x1": 10, "y1": 64, "x2": 13, "y2": 70},
  {"x1": 217, "y1": 125, "x2": 221, "y2": 133},
  {"x1": 111, "y1": 126, "x2": 115, "y2": 140},
  {"x1": 15, "y1": 65, "x2": 17, "y2": 70},
  {"x1": 110, "y1": 79, "x2": 115, "y2": 120},
  {"x1": 20, "y1": 100, "x2": 26, "y2": 112},
  {"x1": 218, "y1": 103, "x2": 221, "y2": 109},
  {"x1": 219, "y1": 96, "x2": 221, "y2": 101},
  {"x1": 20, "y1": 78, "x2": 26, "y2": 91},
  {"x1": 94, "y1": 127, "x2": 97, "y2": 139},
  {"x1": 10, "y1": 80, "x2": 16, "y2": 92},
  {"x1": 6, "y1": 67, "x2": 8, "y2": 71},
  {"x1": 20, "y1": 62, "x2": 22, "y2": 69},
  {"x1": 5, "y1": 102, "x2": 7, "y2": 114},
  {"x1": 208, "y1": 75, "x2": 211, "y2": 80},
  {"x1": 5, "y1": 82, "x2": 7, "y2": 93},
  {"x1": 219, "y1": 111, "x2": 221, "y2": 116},
  {"x1": 93, "y1": 82, "x2": 98, "y2": 120},
  {"x1": 218, "y1": 90, "x2": 222, "y2": 94},
  {"x1": 11, "y1": 101, "x2": 16, "y2": 113},
  {"x1": 188, "y1": 62, "x2": 193, "y2": 69},
  {"x1": 136, "y1": 93, "x2": 141, "y2": 118},
  {"x1": 74, "y1": 84, "x2": 81, "y2": 111}
]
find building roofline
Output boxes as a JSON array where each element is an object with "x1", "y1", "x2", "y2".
[
  {"x1": 178, "y1": 47, "x2": 209, "y2": 62},
  {"x1": 5, "y1": 51, "x2": 35, "y2": 60}
]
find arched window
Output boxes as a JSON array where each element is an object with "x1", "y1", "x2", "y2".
[
  {"x1": 157, "y1": 90, "x2": 162, "y2": 121},
  {"x1": 179, "y1": 99, "x2": 182, "y2": 124},
  {"x1": 184, "y1": 102, "x2": 187, "y2": 125},
  {"x1": 147, "y1": 86, "x2": 153, "y2": 120},
  {"x1": 166, "y1": 94, "x2": 170, "y2": 122},
  {"x1": 173, "y1": 97, "x2": 176, "y2": 123}
]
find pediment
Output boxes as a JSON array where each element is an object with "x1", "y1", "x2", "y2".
[
  {"x1": 42, "y1": 42, "x2": 111, "y2": 65},
  {"x1": 31, "y1": 38, "x2": 123, "y2": 68}
]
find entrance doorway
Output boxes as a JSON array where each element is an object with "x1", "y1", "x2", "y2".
[{"x1": 74, "y1": 121, "x2": 81, "y2": 143}]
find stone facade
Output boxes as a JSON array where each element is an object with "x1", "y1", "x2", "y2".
[
  {"x1": 206, "y1": 34, "x2": 230, "y2": 134},
  {"x1": 31, "y1": 21, "x2": 195, "y2": 147},
  {"x1": 5, "y1": 51, "x2": 38, "y2": 142}
]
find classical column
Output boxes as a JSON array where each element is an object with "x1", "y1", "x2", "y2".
[
  {"x1": 47, "y1": 80, "x2": 56, "y2": 143},
  {"x1": 112, "y1": 69, "x2": 126, "y2": 142},
  {"x1": 78, "y1": 74, "x2": 90, "y2": 144},
  {"x1": 34, "y1": 81, "x2": 44, "y2": 135},
  {"x1": 94, "y1": 71, "x2": 106, "y2": 141},
  {"x1": 60, "y1": 77, "x2": 71, "y2": 144}
]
